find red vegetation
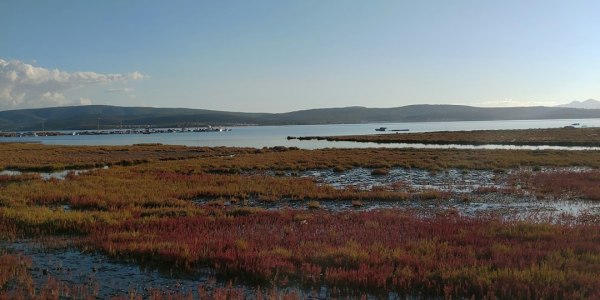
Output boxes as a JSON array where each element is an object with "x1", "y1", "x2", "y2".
[
  {"x1": 88, "y1": 209, "x2": 600, "y2": 299},
  {"x1": 512, "y1": 170, "x2": 600, "y2": 201},
  {"x1": 2, "y1": 144, "x2": 600, "y2": 298},
  {"x1": 0, "y1": 253, "x2": 33, "y2": 297},
  {"x1": 0, "y1": 252, "x2": 303, "y2": 299}
]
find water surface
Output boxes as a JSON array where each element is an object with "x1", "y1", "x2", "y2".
[{"x1": 2, "y1": 119, "x2": 600, "y2": 149}]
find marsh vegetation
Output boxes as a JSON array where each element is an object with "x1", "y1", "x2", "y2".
[
  {"x1": 0, "y1": 143, "x2": 599, "y2": 299},
  {"x1": 292, "y1": 127, "x2": 600, "y2": 147}
]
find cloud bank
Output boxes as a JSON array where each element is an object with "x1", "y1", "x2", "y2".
[{"x1": 0, "y1": 58, "x2": 146, "y2": 110}]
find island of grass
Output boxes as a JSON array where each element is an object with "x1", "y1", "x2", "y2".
[{"x1": 290, "y1": 127, "x2": 600, "y2": 147}]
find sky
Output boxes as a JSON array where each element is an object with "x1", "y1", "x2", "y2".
[{"x1": 1, "y1": 0, "x2": 599, "y2": 112}]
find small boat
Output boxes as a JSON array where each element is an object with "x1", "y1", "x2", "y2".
[
  {"x1": 375, "y1": 127, "x2": 387, "y2": 132},
  {"x1": 571, "y1": 123, "x2": 580, "y2": 126}
]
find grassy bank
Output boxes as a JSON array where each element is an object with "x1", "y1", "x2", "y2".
[{"x1": 291, "y1": 127, "x2": 600, "y2": 146}]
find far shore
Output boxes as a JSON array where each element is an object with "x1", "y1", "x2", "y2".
[{"x1": 288, "y1": 127, "x2": 600, "y2": 147}]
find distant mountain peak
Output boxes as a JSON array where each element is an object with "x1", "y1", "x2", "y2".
[{"x1": 558, "y1": 99, "x2": 600, "y2": 109}]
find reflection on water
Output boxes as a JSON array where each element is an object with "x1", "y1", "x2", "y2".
[
  {"x1": 0, "y1": 170, "x2": 21, "y2": 176},
  {"x1": 0, "y1": 241, "x2": 213, "y2": 298},
  {"x1": 2, "y1": 119, "x2": 600, "y2": 149},
  {"x1": 0, "y1": 166, "x2": 108, "y2": 180},
  {"x1": 0, "y1": 241, "x2": 349, "y2": 299},
  {"x1": 196, "y1": 196, "x2": 600, "y2": 223},
  {"x1": 196, "y1": 167, "x2": 600, "y2": 222},
  {"x1": 301, "y1": 167, "x2": 502, "y2": 192}
]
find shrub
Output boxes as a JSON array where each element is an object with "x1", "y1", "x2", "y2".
[
  {"x1": 307, "y1": 201, "x2": 321, "y2": 209},
  {"x1": 371, "y1": 168, "x2": 390, "y2": 176}
]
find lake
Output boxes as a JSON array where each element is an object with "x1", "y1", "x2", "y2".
[{"x1": 2, "y1": 118, "x2": 600, "y2": 149}]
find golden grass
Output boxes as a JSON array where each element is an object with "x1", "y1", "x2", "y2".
[
  {"x1": 139, "y1": 147, "x2": 600, "y2": 172},
  {"x1": 293, "y1": 127, "x2": 600, "y2": 146},
  {"x1": 0, "y1": 143, "x2": 252, "y2": 171},
  {"x1": 3, "y1": 143, "x2": 600, "y2": 173}
]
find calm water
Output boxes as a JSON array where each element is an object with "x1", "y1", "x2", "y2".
[{"x1": 2, "y1": 118, "x2": 600, "y2": 149}]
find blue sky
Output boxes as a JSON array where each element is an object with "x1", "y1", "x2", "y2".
[{"x1": 1, "y1": 0, "x2": 599, "y2": 112}]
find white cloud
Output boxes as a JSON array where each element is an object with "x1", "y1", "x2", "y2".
[
  {"x1": 105, "y1": 87, "x2": 134, "y2": 93},
  {"x1": 78, "y1": 97, "x2": 92, "y2": 105},
  {"x1": 40, "y1": 91, "x2": 67, "y2": 105},
  {"x1": 0, "y1": 58, "x2": 147, "y2": 110}
]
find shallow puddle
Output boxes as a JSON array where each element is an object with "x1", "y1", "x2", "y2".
[
  {"x1": 299, "y1": 166, "x2": 594, "y2": 193},
  {"x1": 197, "y1": 166, "x2": 600, "y2": 222},
  {"x1": 1, "y1": 241, "x2": 279, "y2": 299},
  {"x1": 0, "y1": 166, "x2": 109, "y2": 180},
  {"x1": 0, "y1": 241, "x2": 396, "y2": 299},
  {"x1": 195, "y1": 197, "x2": 600, "y2": 222},
  {"x1": 300, "y1": 168, "x2": 502, "y2": 193}
]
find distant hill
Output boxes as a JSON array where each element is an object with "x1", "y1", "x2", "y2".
[
  {"x1": 0, "y1": 106, "x2": 268, "y2": 131},
  {"x1": 1, "y1": 104, "x2": 600, "y2": 131},
  {"x1": 558, "y1": 99, "x2": 600, "y2": 109}
]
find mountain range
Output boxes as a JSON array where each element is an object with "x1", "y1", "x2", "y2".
[
  {"x1": 1, "y1": 104, "x2": 600, "y2": 131},
  {"x1": 557, "y1": 99, "x2": 600, "y2": 109}
]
